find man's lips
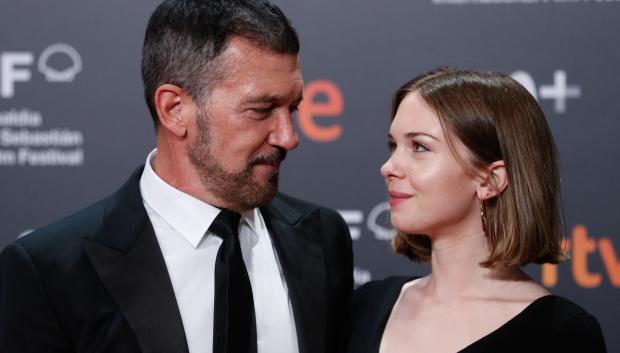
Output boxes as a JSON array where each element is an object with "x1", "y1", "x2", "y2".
[
  {"x1": 250, "y1": 149, "x2": 286, "y2": 171},
  {"x1": 388, "y1": 190, "x2": 413, "y2": 206},
  {"x1": 255, "y1": 160, "x2": 281, "y2": 171},
  {"x1": 252, "y1": 158, "x2": 283, "y2": 175}
]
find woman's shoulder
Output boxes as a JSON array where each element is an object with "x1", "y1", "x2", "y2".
[
  {"x1": 527, "y1": 295, "x2": 607, "y2": 352},
  {"x1": 347, "y1": 276, "x2": 420, "y2": 353},
  {"x1": 354, "y1": 276, "x2": 416, "y2": 296},
  {"x1": 351, "y1": 276, "x2": 417, "y2": 310},
  {"x1": 534, "y1": 295, "x2": 599, "y2": 324},
  {"x1": 355, "y1": 276, "x2": 415, "y2": 293}
]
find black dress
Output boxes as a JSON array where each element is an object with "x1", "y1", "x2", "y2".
[{"x1": 347, "y1": 276, "x2": 607, "y2": 353}]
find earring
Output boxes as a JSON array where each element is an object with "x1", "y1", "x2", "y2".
[{"x1": 479, "y1": 198, "x2": 487, "y2": 234}]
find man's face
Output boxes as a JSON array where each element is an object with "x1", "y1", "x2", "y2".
[{"x1": 187, "y1": 37, "x2": 303, "y2": 211}]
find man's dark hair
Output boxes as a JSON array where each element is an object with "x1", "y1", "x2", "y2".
[{"x1": 141, "y1": 0, "x2": 299, "y2": 127}]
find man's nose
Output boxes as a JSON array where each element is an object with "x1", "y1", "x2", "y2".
[{"x1": 268, "y1": 111, "x2": 299, "y2": 151}]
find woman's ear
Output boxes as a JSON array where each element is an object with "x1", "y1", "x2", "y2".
[
  {"x1": 477, "y1": 160, "x2": 508, "y2": 200},
  {"x1": 153, "y1": 84, "x2": 192, "y2": 137}
]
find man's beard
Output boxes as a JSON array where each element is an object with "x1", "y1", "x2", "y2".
[{"x1": 187, "y1": 108, "x2": 286, "y2": 211}]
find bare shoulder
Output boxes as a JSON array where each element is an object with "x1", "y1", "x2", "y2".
[{"x1": 494, "y1": 277, "x2": 551, "y2": 308}]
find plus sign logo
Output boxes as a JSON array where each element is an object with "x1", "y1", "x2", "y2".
[
  {"x1": 510, "y1": 70, "x2": 581, "y2": 114},
  {"x1": 539, "y1": 71, "x2": 581, "y2": 114}
]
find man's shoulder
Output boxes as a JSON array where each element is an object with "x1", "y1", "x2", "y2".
[
  {"x1": 14, "y1": 195, "x2": 111, "y2": 259},
  {"x1": 12, "y1": 167, "x2": 144, "y2": 260}
]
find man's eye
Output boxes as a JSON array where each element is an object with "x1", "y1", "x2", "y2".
[
  {"x1": 253, "y1": 108, "x2": 273, "y2": 115},
  {"x1": 248, "y1": 107, "x2": 273, "y2": 119}
]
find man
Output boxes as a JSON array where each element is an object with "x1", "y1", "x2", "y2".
[{"x1": 0, "y1": 1, "x2": 353, "y2": 353}]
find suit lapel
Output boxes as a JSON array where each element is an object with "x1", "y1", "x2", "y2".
[
  {"x1": 262, "y1": 197, "x2": 327, "y2": 353},
  {"x1": 84, "y1": 167, "x2": 189, "y2": 353}
]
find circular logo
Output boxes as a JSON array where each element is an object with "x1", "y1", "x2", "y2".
[
  {"x1": 367, "y1": 201, "x2": 395, "y2": 240},
  {"x1": 37, "y1": 43, "x2": 82, "y2": 82}
]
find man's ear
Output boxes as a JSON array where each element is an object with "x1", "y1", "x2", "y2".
[
  {"x1": 154, "y1": 84, "x2": 193, "y2": 137},
  {"x1": 477, "y1": 160, "x2": 508, "y2": 201}
]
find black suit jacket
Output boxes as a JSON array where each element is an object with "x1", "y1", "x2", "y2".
[{"x1": 0, "y1": 167, "x2": 353, "y2": 353}]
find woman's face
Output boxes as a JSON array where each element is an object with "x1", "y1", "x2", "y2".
[{"x1": 380, "y1": 92, "x2": 481, "y2": 237}]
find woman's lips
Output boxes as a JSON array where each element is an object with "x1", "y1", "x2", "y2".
[{"x1": 388, "y1": 190, "x2": 413, "y2": 206}]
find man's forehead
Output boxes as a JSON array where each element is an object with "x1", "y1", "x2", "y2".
[
  {"x1": 220, "y1": 37, "x2": 300, "y2": 67},
  {"x1": 208, "y1": 38, "x2": 303, "y2": 102},
  {"x1": 213, "y1": 72, "x2": 303, "y2": 107}
]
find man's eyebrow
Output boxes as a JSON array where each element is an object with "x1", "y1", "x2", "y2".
[
  {"x1": 243, "y1": 94, "x2": 304, "y2": 106},
  {"x1": 243, "y1": 95, "x2": 278, "y2": 104}
]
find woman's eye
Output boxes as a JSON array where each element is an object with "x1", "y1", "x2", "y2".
[
  {"x1": 387, "y1": 141, "x2": 396, "y2": 153},
  {"x1": 413, "y1": 142, "x2": 429, "y2": 152}
]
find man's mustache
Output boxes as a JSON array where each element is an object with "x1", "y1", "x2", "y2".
[{"x1": 249, "y1": 148, "x2": 287, "y2": 167}]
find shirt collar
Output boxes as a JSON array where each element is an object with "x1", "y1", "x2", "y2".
[
  {"x1": 140, "y1": 148, "x2": 263, "y2": 247},
  {"x1": 241, "y1": 208, "x2": 266, "y2": 237}
]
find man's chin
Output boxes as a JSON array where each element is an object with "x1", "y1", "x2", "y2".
[
  {"x1": 236, "y1": 174, "x2": 277, "y2": 209},
  {"x1": 257, "y1": 175, "x2": 278, "y2": 198}
]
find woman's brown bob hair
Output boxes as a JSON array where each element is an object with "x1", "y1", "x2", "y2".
[{"x1": 391, "y1": 67, "x2": 566, "y2": 267}]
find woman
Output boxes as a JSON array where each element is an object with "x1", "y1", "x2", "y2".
[{"x1": 347, "y1": 68, "x2": 607, "y2": 353}]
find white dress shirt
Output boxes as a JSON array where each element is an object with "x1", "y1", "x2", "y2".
[{"x1": 139, "y1": 149, "x2": 299, "y2": 353}]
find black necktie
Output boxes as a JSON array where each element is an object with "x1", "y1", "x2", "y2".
[{"x1": 211, "y1": 209, "x2": 257, "y2": 353}]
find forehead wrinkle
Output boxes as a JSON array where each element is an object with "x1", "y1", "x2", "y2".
[{"x1": 243, "y1": 93, "x2": 282, "y2": 103}]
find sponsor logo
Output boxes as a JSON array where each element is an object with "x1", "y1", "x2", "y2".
[
  {"x1": 511, "y1": 70, "x2": 581, "y2": 114},
  {"x1": 1, "y1": 43, "x2": 82, "y2": 99},
  {"x1": 38, "y1": 43, "x2": 82, "y2": 82},
  {"x1": 354, "y1": 266, "x2": 372, "y2": 287},
  {"x1": 339, "y1": 202, "x2": 394, "y2": 241},
  {"x1": 0, "y1": 108, "x2": 84, "y2": 167},
  {"x1": 298, "y1": 79, "x2": 344, "y2": 143}
]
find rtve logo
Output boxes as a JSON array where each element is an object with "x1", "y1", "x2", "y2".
[{"x1": 1, "y1": 43, "x2": 83, "y2": 99}]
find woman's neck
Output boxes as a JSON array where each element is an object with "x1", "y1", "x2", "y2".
[{"x1": 420, "y1": 228, "x2": 530, "y2": 302}]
